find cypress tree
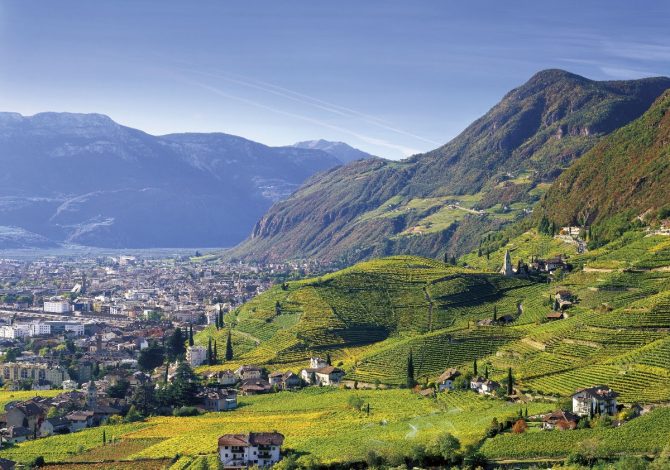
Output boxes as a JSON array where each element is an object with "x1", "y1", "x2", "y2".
[
  {"x1": 406, "y1": 349, "x2": 415, "y2": 389},
  {"x1": 326, "y1": 352, "x2": 331, "y2": 366},
  {"x1": 493, "y1": 306, "x2": 497, "y2": 322},
  {"x1": 213, "y1": 340, "x2": 218, "y2": 364},
  {"x1": 225, "y1": 330, "x2": 233, "y2": 361},
  {"x1": 164, "y1": 364, "x2": 169, "y2": 384},
  {"x1": 507, "y1": 367, "x2": 514, "y2": 395},
  {"x1": 102, "y1": 429, "x2": 106, "y2": 446},
  {"x1": 473, "y1": 358, "x2": 478, "y2": 376},
  {"x1": 484, "y1": 366, "x2": 489, "y2": 379},
  {"x1": 219, "y1": 310, "x2": 224, "y2": 329},
  {"x1": 207, "y1": 337, "x2": 213, "y2": 365},
  {"x1": 188, "y1": 324, "x2": 194, "y2": 347}
]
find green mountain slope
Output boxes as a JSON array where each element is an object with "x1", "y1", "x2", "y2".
[
  {"x1": 539, "y1": 89, "x2": 670, "y2": 246},
  {"x1": 201, "y1": 228, "x2": 670, "y2": 403},
  {"x1": 228, "y1": 70, "x2": 670, "y2": 263}
]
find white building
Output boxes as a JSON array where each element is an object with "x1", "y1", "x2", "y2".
[
  {"x1": 29, "y1": 321, "x2": 51, "y2": 337},
  {"x1": 0, "y1": 324, "x2": 30, "y2": 339},
  {"x1": 43, "y1": 300, "x2": 71, "y2": 314},
  {"x1": 572, "y1": 385, "x2": 618, "y2": 417},
  {"x1": 186, "y1": 345, "x2": 207, "y2": 367},
  {"x1": 62, "y1": 379, "x2": 78, "y2": 390},
  {"x1": 218, "y1": 432, "x2": 284, "y2": 468}
]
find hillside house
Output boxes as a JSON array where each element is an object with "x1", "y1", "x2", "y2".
[
  {"x1": 5, "y1": 401, "x2": 45, "y2": 430},
  {"x1": 555, "y1": 290, "x2": 576, "y2": 310},
  {"x1": 546, "y1": 312, "x2": 565, "y2": 321},
  {"x1": 239, "y1": 378, "x2": 272, "y2": 395},
  {"x1": 470, "y1": 377, "x2": 501, "y2": 395},
  {"x1": 201, "y1": 388, "x2": 237, "y2": 411},
  {"x1": 572, "y1": 385, "x2": 618, "y2": 417},
  {"x1": 235, "y1": 366, "x2": 263, "y2": 381},
  {"x1": 269, "y1": 371, "x2": 302, "y2": 390},
  {"x1": 207, "y1": 370, "x2": 238, "y2": 386},
  {"x1": 1, "y1": 426, "x2": 31, "y2": 443},
  {"x1": 437, "y1": 368, "x2": 461, "y2": 391},
  {"x1": 542, "y1": 410, "x2": 579, "y2": 430},
  {"x1": 39, "y1": 416, "x2": 70, "y2": 437},
  {"x1": 218, "y1": 432, "x2": 284, "y2": 468},
  {"x1": 301, "y1": 366, "x2": 345, "y2": 386}
]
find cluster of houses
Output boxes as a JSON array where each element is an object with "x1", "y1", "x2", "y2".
[
  {"x1": 218, "y1": 432, "x2": 284, "y2": 469},
  {"x1": 203, "y1": 357, "x2": 346, "y2": 397},
  {"x1": 499, "y1": 250, "x2": 571, "y2": 278}
]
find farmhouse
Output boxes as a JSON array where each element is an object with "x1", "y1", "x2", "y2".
[
  {"x1": 542, "y1": 410, "x2": 580, "y2": 430},
  {"x1": 300, "y1": 365, "x2": 345, "y2": 386},
  {"x1": 235, "y1": 365, "x2": 264, "y2": 381},
  {"x1": 546, "y1": 312, "x2": 565, "y2": 321},
  {"x1": 437, "y1": 368, "x2": 461, "y2": 391},
  {"x1": 201, "y1": 388, "x2": 238, "y2": 411},
  {"x1": 269, "y1": 371, "x2": 302, "y2": 390},
  {"x1": 572, "y1": 385, "x2": 618, "y2": 417},
  {"x1": 218, "y1": 432, "x2": 284, "y2": 469},
  {"x1": 470, "y1": 377, "x2": 501, "y2": 395}
]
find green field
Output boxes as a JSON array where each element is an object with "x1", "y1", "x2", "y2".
[{"x1": 0, "y1": 389, "x2": 553, "y2": 466}]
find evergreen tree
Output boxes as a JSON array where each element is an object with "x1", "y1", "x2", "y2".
[
  {"x1": 138, "y1": 341, "x2": 165, "y2": 372},
  {"x1": 406, "y1": 350, "x2": 415, "y2": 389},
  {"x1": 102, "y1": 429, "x2": 106, "y2": 446},
  {"x1": 473, "y1": 358, "x2": 478, "y2": 376},
  {"x1": 188, "y1": 324, "x2": 194, "y2": 347},
  {"x1": 219, "y1": 310, "x2": 224, "y2": 329},
  {"x1": 213, "y1": 340, "x2": 218, "y2": 364},
  {"x1": 225, "y1": 330, "x2": 233, "y2": 361},
  {"x1": 207, "y1": 337, "x2": 213, "y2": 366},
  {"x1": 168, "y1": 327, "x2": 186, "y2": 361},
  {"x1": 164, "y1": 364, "x2": 169, "y2": 384},
  {"x1": 524, "y1": 406, "x2": 528, "y2": 418},
  {"x1": 171, "y1": 362, "x2": 200, "y2": 407},
  {"x1": 493, "y1": 306, "x2": 497, "y2": 322},
  {"x1": 130, "y1": 382, "x2": 155, "y2": 416},
  {"x1": 507, "y1": 367, "x2": 514, "y2": 395},
  {"x1": 326, "y1": 352, "x2": 331, "y2": 366},
  {"x1": 484, "y1": 366, "x2": 489, "y2": 379}
]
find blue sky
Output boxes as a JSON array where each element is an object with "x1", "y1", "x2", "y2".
[{"x1": 0, "y1": 1, "x2": 668, "y2": 159}]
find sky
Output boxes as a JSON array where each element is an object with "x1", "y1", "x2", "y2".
[{"x1": 0, "y1": 1, "x2": 668, "y2": 160}]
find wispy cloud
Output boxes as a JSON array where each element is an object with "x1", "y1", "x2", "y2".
[
  {"x1": 188, "y1": 69, "x2": 442, "y2": 147},
  {"x1": 189, "y1": 80, "x2": 422, "y2": 157}
]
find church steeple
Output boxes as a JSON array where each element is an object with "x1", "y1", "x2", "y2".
[{"x1": 500, "y1": 250, "x2": 514, "y2": 277}]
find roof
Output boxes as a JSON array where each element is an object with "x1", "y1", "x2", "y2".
[
  {"x1": 314, "y1": 366, "x2": 344, "y2": 375},
  {"x1": 546, "y1": 312, "x2": 564, "y2": 319},
  {"x1": 543, "y1": 410, "x2": 579, "y2": 423},
  {"x1": 437, "y1": 368, "x2": 460, "y2": 382},
  {"x1": 218, "y1": 432, "x2": 285, "y2": 447},
  {"x1": 573, "y1": 385, "x2": 619, "y2": 399}
]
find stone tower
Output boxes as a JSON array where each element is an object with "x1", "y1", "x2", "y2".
[
  {"x1": 500, "y1": 250, "x2": 514, "y2": 277},
  {"x1": 86, "y1": 380, "x2": 97, "y2": 409}
]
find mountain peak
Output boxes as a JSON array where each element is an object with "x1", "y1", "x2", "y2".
[{"x1": 292, "y1": 139, "x2": 376, "y2": 164}]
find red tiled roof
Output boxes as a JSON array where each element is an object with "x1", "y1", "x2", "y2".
[{"x1": 218, "y1": 432, "x2": 284, "y2": 447}]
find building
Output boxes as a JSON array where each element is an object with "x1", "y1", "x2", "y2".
[
  {"x1": 29, "y1": 321, "x2": 51, "y2": 337},
  {"x1": 572, "y1": 385, "x2": 618, "y2": 417},
  {"x1": 2, "y1": 362, "x2": 70, "y2": 387},
  {"x1": 309, "y1": 357, "x2": 328, "y2": 369},
  {"x1": 236, "y1": 365, "x2": 263, "y2": 381},
  {"x1": 218, "y1": 432, "x2": 284, "y2": 468},
  {"x1": 437, "y1": 368, "x2": 461, "y2": 391},
  {"x1": 201, "y1": 388, "x2": 238, "y2": 411},
  {"x1": 470, "y1": 377, "x2": 501, "y2": 395},
  {"x1": 186, "y1": 345, "x2": 207, "y2": 367},
  {"x1": 500, "y1": 250, "x2": 514, "y2": 277},
  {"x1": 542, "y1": 410, "x2": 580, "y2": 430},
  {"x1": 0, "y1": 324, "x2": 30, "y2": 339},
  {"x1": 43, "y1": 300, "x2": 71, "y2": 314},
  {"x1": 301, "y1": 365, "x2": 345, "y2": 386}
]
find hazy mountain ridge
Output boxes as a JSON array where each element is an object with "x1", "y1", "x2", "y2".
[
  {"x1": 228, "y1": 70, "x2": 670, "y2": 263},
  {"x1": 0, "y1": 112, "x2": 352, "y2": 248},
  {"x1": 292, "y1": 139, "x2": 376, "y2": 163}
]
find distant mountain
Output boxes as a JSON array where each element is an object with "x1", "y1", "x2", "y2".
[
  {"x1": 292, "y1": 139, "x2": 376, "y2": 164},
  {"x1": 539, "y1": 89, "x2": 670, "y2": 245},
  {"x1": 228, "y1": 70, "x2": 670, "y2": 263},
  {"x1": 0, "y1": 112, "x2": 344, "y2": 248}
]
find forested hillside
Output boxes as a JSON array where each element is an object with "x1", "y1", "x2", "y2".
[{"x1": 228, "y1": 70, "x2": 670, "y2": 263}]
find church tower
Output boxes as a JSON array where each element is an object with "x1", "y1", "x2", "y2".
[
  {"x1": 500, "y1": 250, "x2": 514, "y2": 277},
  {"x1": 86, "y1": 380, "x2": 97, "y2": 409}
]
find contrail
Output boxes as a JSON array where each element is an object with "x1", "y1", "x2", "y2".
[
  {"x1": 188, "y1": 79, "x2": 422, "y2": 157},
  {"x1": 188, "y1": 69, "x2": 442, "y2": 147}
]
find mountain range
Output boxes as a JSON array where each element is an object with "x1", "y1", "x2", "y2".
[
  {"x1": 0, "y1": 112, "x2": 365, "y2": 248},
  {"x1": 227, "y1": 70, "x2": 670, "y2": 263}
]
